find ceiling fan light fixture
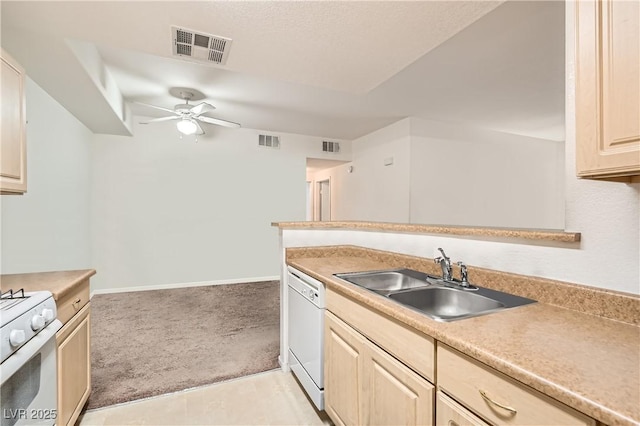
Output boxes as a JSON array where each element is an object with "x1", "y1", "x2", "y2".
[{"x1": 176, "y1": 119, "x2": 198, "y2": 135}]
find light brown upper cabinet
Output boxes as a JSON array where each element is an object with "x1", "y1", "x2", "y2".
[
  {"x1": 576, "y1": 0, "x2": 640, "y2": 180},
  {"x1": 1, "y1": 49, "x2": 27, "y2": 194}
]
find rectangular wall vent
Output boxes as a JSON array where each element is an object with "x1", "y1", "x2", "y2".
[
  {"x1": 259, "y1": 134, "x2": 280, "y2": 149},
  {"x1": 172, "y1": 26, "x2": 232, "y2": 65},
  {"x1": 322, "y1": 141, "x2": 340, "y2": 153}
]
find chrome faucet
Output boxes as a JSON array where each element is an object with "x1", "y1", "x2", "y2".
[
  {"x1": 434, "y1": 248, "x2": 453, "y2": 281},
  {"x1": 457, "y1": 261, "x2": 470, "y2": 288}
]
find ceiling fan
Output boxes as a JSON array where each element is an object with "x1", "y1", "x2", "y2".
[{"x1": 136, "y1": 88, "x2": 240, "y2": 135}]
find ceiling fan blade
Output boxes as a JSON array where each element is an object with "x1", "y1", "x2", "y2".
[
  {"x1": 190, "y1": 102, "x2": 216, "y2": 116},
  {"x1": 194, "y1": 121, "x2": 205, "y2": 135},
  {"x1": 197, "y1": 116, "x2": 241, "y2": 128},
  {"x1": 139, "y1": 116, "x2": 180, "y2": 124},
  {"x1": 134, "y1": 101, "x2": 178, "y2": 115}
]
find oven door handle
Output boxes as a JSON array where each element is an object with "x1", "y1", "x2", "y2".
[{"x1": 1, "y1": 320, "x2": 62, "y2": 385}]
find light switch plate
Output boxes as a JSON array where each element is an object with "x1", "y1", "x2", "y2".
[{"x1": 384, "y1": 157, "x2": 394, "y2": 166}]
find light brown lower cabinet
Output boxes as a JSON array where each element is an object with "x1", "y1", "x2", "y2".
[
  {"x1": 437, "y1": 344, "x2": 595, "y2": 426},
  {"x1": 323, "y1": 288, "x2": 595, "y2": 426},
  {"x1": 325, "y1": 311, "x2": 434, "y2": 426},
  {"x1": 325, "y1": 310, "x2": 366, "y2": 425},
  {"x1": 56, "y1": 303, "x2": 91, "y2": 426}
]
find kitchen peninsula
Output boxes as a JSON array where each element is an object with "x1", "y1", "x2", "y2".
[{"x1": 285, "y1": 245, "x2": 638, "y2": 425}]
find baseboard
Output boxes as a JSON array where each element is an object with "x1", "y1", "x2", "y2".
[{"x1": 90, "y1": 275, "x2": 280, "y2": 299}]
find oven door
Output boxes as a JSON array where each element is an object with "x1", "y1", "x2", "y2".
[{"x1": 1, "y1": 320, "x2": 61, "y2": 426}]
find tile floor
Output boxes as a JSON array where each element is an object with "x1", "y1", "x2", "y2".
[{"x1": 78, "y1": 370, "x2": 331, "y2": 425}]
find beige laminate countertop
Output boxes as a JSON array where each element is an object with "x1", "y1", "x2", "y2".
[
  {"x1": 287, "y1": 255, "x2": 640, "y2": 426},
  {"x1": 1, "y1": 269, "x2": 95, "y2": 301},
  {"x1": 273, "y1": 220, "x2": 581, "y2": 243}
]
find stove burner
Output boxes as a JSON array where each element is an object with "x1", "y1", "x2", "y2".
[
  {"x1": 1, "y1": 288, "x2": 27, "y2": 299},
  {"x1": 0, "y1": 289, "x2": 29, "y2": 311}
]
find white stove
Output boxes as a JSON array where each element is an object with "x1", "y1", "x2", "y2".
[
  {"x1": 1, "y1": 289, "x2": 58, "y2": 363},
  {"x1": 0, "y1": 294, "x2": 29, "y2": 311},
  {"x1": 1, "y1": 288, "x2": 61, "y2": 426}
]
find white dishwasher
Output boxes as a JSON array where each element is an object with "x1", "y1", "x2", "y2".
[{"x1": 287, "y1": 266, "x2": 325, "y2": 410}]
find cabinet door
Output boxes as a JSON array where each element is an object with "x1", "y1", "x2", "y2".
[
  {"x1": 576, "y1": 0, "x2": 640, "y2": 179},
  {"x1": 363, "y1": 340, "x2": 434, "y2": 426},
  {"x1": 325, "y1": 311, "x2": 366, "y2": 426},
  {"x1": 327, "y1": 288, "x2": 435, "y2": 382},
  {"x1": 436, "y1": 391, "x2": 489, "y2": 426},
  {"x1": 0, "y1": 49, "x2": 27, "y2": 194},
  {"x1": 57, "y1": 303, "x2": 91, "y2": 426}
]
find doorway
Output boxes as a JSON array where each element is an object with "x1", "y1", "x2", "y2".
[{"x1": 306, "y1": 158, "x2": 348, "y2": 222}]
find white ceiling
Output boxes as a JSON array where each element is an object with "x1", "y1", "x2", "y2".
[{"x1": 1, "y1": 1, "x2": 565, "y2": 141}]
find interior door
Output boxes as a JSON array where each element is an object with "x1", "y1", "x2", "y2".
[
  {"x1": 318, "y1": 179, "x2": 331, "y2": 221},
  {"x1": 306, "y1": 181, "x2": 313, "y2": 221}
]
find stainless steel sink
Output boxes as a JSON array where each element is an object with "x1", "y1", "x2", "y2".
[
  {"x1": 388, "y1": 287, "x2": 505, "y2": 321},
  {"x1": 333, "y1": 270, "x2": 430, "y2": 295},
  {"x1": 334, "y1": 268, "x2": 536, "y2": 322}
]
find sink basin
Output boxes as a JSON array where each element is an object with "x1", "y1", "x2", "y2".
[
  {"x1": 334, "y1": 270, "x2": 430, "y2": 295},
  {"x1": 334, "y1": 268, "x2": 536, "y2": 322},
  {"x1": 388, "y1": 287, "x2": 505, "y2": 321}
]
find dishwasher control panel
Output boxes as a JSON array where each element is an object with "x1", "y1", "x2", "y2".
[{"x1": 287, "y1": 267, "x2": 325, "y2": 308}]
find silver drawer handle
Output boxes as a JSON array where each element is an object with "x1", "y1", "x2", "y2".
[{"x1": 479, "y1": 389, "x2": 517, "y2": 415}]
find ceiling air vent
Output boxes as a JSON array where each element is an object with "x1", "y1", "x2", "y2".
[
  {"x1": 171, "y1": 26, "x2": 232, "y2": 65},
  {"x1": 322, "y1": 141, "x2": 340, "y2": 153},
  {"x1": 259, "y1": 134, "x2": 280, "y2": 149}
]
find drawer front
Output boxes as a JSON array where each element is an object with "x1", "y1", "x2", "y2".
[
  {"x1": 436, "y1": 391, "x2": 490, "y2": 426},
  {"x1": 437, "y1": 344, "x2": 595, "y2": 426},
  {"x1": 327, "y1": 288, "x2": 435, "y2": 382},
  {"x1": 56, "y1": 280, "x2": 90, "y2": 325}
]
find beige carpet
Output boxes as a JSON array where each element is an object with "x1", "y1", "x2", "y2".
[{"x1": 87, "y1": 281, "x2": 280, "y2": 410}]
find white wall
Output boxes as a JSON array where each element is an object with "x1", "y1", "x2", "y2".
[
  {"x1": 349, "y1": 119, "x2": 411, "y2": 222},
  {"x1": 90, "y1": 121, "x2": 351, "y2": 291},
  {"x1": 409, "y1": 118, "x2": 565, "y2": 229},
  {"x1": 318, "y1": 116, "x2": 564, "y2": 228},
  {"x1": 311, "y1": 119, "x2": 412, "y2": 222},
  {"x1": 1, "y1": 77, "x2": 92, "y2": 273},
  {"x1": 280, "y1": 3, "x2": 640, "y2": 295}
]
